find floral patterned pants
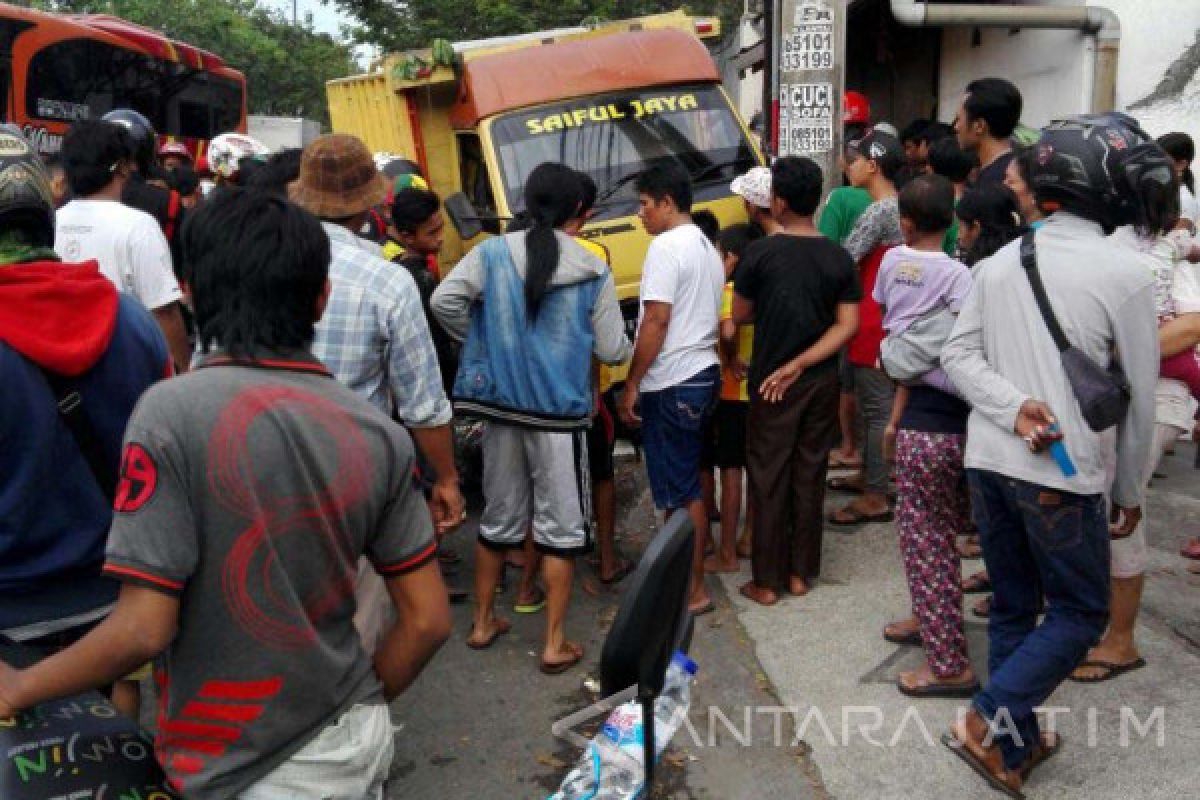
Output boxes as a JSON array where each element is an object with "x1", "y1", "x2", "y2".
[{"x1": 895, "y1": 429, "x2": 971, "y2": 677}]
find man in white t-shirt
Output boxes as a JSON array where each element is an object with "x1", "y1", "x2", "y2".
[
  {"x1": 618, "y1": 162, "x2": 724, "y2": 616},
  {"x1": 55, "y1": 119, "x2": 190, "y2": 372}
]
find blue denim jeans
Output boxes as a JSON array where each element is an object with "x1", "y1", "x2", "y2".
[
  {"x1": 966, "y1": 469, "x2": 1110, "y2": 770},
  {"x1": 640, "y1": 366, "x2": 719, "y2": 510}
]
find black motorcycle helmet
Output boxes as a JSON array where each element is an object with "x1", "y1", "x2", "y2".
[
  {"x1": 101, "y1": 108, "x2": 157, "y2": 175},
  {"x1": 0, "y1": 125, "x2": 56, "y2": 248},
  {"x1": 1031, "y1": 114, "x2": 1150, "y2": 232}
]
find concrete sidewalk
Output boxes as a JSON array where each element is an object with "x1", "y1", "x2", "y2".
[{"x1": 718, "y1": 445, "x2": 1200, "y2": 800}]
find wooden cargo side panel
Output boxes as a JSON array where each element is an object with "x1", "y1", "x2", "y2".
[
  {"x1": 327, "y1": 72, "x2": 418, "y2": 158},
  {"x1": 410, "y1": 83, "x2": 470, "y2": 266}
]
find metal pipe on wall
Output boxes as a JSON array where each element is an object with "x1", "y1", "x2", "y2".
[{"x1": 888, "y1": 1, "x2": 1121, "y2": 113}]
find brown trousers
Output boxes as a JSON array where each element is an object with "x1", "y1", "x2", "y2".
[{"x1": 745, "y1": 370, "x2": 840, "y2": 591}]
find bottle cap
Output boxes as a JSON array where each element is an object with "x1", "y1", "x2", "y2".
[{"x1": 671, "y1": 651, "x2": 698, "y2": 676}]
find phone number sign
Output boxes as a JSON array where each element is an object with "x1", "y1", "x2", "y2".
[
  {"x1": 779, "y1": 82, "x2": 835, "y2": 156},
  {"x1": 782, "y1": 0, "x2": 835, "y2": 71}
]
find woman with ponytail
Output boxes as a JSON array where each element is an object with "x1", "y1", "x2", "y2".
[{"x1": 432, "y1": 162, "x2": 630, "y2": 675}]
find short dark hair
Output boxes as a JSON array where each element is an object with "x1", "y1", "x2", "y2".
[
  {"x1": 62, "y1": 120, "x2": 132, "y2": 197},
  {"x1": 246, "y1": 148, "x2": 303, "y2": 197},
  {"x1": 391, "y1": 187, "x2": 441, "y2": 234},
  {"x1": 692, "y1": 209, "x2": 719, "y2": 243},
  {"x1": 181, "y1": 188, "x2": 330, "y2": 358},
  {"x1": 928, "y1": 137, "x2": 977, "y2": 183},
  {"x1": 900, "y1": 119, "x2": 932, "y2": 145},
  {"x1": 635, "y1": 161, "x2": 692, "y2": 213},
  {"x1": 771, "y1": 156, "x2": 823, "y2": 215},
  {"x1": 853, "y1": 130, "x2": 905, "y2": 182},
  {"x1": 717, "y1": 222, "x2": 763, "y2": 260},
  {"x1": 898, "y1": 174, "x2": 955, "y2": 234},
  {"x1": 169, "y1": 164, "x2": 200, "y2": 197},
  {"x1": 964, "y1": 78, "x2": 1023, "y2": 139}
]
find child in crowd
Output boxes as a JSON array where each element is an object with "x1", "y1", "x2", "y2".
[
  {"x1": 954, "y1": 184, "x2": 1023, "y2": 266},
  {"x1": 876, "y1": 174, "x2": 977, "y2": 698},
  {"x1": 706, "y1": 223, "x2": 764, "y2": 573},
  {"x1": 1111, "y1": 162, "x2": 1200, "y2": 402}
]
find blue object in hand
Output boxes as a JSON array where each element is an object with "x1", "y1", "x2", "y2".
[{"x1": 1047, "y1": 424, "x2": 1076, "y2": 477}]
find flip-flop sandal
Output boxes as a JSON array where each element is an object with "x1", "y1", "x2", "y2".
[
  {"x1": 972, "y1": 595, "x2": 992, "y2": 618},
  {"x1": 957, "y1": 540, "x2": 984, "y2": 559},
  {"x1": 599, "y1": 559, "x2": 636, "y2": 585},
  {"x1": 513, "y1": 588, "x2": 546, "y2": 614},
  {"x1": 897, "y1": 676, "x2": 980, "y2": 698},
  {"x1": 447, "y1": 586, "x2": 469, "y2": 604},
  {"x1": 828, "y1": 507, "x2": 894, "y2": 526},
  {"x1": 828, "y1": 453, "x2": 863, "y2": 469},
  {"x1": 689, "y1": 600, "x2": 717, "y2": 616},
  {"x1": 539, "y1": 644, "x2": 584, "y2": 675},
  {"x1": 1068, "y1": 657, "x2": 1147, "y2": 683},
  {"x1": 941, "y1": 732, "x2": 1026, "y2": 799},
  {"x1": 962, "y1": 573, "x2": 992, "y2": 594},
  {"x1": 826, "y1": 475, "x2": 864, "y2": 494},
  {"x1": 883, "y1": 626, "x2": 922, "y2": 646},
  {"x1": 465, "y1": 619, "x2": 512, "y2": 650},
  {"x1": 1020, "y1": 733, "x2": 1063, "y2": 780}
]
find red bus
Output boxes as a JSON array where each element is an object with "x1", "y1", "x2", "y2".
[{"x1": 0, "y1": 3, "x2": 247, "y2": 156}]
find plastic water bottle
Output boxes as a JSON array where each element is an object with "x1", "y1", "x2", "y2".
[
  {"x1": 1046, "y1": 423, "x2": 1077, "y2": 477},
  {"x1": 550, "y1": 652, "x2": 698, "y2": 799}
]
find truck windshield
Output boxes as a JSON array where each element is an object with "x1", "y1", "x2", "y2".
[{"x1": 491, "y1": 84, "x2": 757, "y2": 221}]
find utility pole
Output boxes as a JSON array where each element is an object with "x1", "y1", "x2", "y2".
[{"x1": 772, "y1": 0, "x2": 847, "y2": 199}]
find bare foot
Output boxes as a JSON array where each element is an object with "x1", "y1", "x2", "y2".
[
  {"x1": 704, "y1": 554, "x2": 740, "y2": 573},
  {"x1": 788, "y1": 576, "x2": 810, "y2": 596},
  {"x1": 897, "y1": 663, "x2": 977, "y2": 692},
  {"x1": 739, "y1": 581, "x2": 779, "y2": 606},
  {"x1": 884, "y1": 616, "x2": 919, "y2": 639},
  {"x1": 466, "y1": 617, "x2": 512, "y2": 650},
  {"x1": 540, "y1": 640, "x2": 584, "y2": 674}
]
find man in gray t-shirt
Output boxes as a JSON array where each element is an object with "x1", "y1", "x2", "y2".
[{"x1": 0, "y1": 190, "x2": 451, "y2": 800}]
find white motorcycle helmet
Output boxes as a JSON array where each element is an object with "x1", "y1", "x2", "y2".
[{"x1": 207, "y1": 133, "x2": 270, "y2": 181}]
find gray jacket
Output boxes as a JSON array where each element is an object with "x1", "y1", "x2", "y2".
[{"x1": 942, "y1": 213, "x2": 1158, "y2": 506}]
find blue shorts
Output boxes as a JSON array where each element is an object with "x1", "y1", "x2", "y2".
[{"x1": 640, "y1": 366, "x2": 719, "y2": 510}]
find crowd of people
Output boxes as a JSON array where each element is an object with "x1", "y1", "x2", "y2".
[{"x1": 0, "y1": 73, "x2": 1198, "y2": 799}]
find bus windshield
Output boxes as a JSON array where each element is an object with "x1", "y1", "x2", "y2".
[{"x1": 491, "y1": 84, "x2": 757, "y2": 221}]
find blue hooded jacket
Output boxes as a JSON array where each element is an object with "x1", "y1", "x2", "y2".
[{"x1": 432, "y1": 232, "x2": 630, "y2": 430}]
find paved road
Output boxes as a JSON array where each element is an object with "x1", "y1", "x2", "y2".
[
  {"x1": 386, "y1": 456, "x2": 813, "y2": 799},
  {"x1": 717, "y1": 442, "x2": 1200, "y2": 800}
]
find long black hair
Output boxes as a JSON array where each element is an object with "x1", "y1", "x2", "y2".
[
  {"x1": 1158, "y1": 132, "x2": 1195, "y2": 194},
  {"x1": 522, "y1": 162, "x2": 581, "y2": 318},
  {"x1": 956, "y1": 184, "x2": 1023, "y2": 267}
]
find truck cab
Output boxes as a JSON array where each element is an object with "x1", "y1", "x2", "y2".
[{"x1": 327, "y1": 11, "x2": 764, "y2": 332}]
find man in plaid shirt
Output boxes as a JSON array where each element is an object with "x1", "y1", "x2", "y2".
[{"x1": 293, "y1": 134, "x2": 464, "y2": 533}]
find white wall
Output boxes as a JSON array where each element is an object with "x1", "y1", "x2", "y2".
[{"x1": 937, "y1": 0, "x2": 1200, "y2": 142}]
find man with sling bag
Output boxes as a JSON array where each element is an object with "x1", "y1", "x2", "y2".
[{"x1": 940, "y1": 116, "x2": 1159, "y2": 795}]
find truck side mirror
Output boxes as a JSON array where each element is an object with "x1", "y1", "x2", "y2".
[{"x1": 444, "y1": 192, "x2": 484, "y2": 241}]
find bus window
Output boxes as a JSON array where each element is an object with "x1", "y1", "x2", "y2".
[
  {"x1": 25, "y1": 37, "x2": 242, "y2": 139},
  {"x1": 0, "y1": 19, "x2": 33, "y2": 118}
]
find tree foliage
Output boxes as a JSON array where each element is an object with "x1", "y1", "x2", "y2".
[
  {"x1": 333, "y1": 0, "x2": 744, "y2": 54},
  {"x1": 28, "y1": 0, "x2": 357, "y2": 126}
]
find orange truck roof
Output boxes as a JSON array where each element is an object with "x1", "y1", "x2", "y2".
[{"x1": 448, "y1": 27, "x2": 719, "y2": 129}]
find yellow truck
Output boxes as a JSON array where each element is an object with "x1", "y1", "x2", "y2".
[{"x1": 326, "y1": 9, "x2": 764, "y2": 331}]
